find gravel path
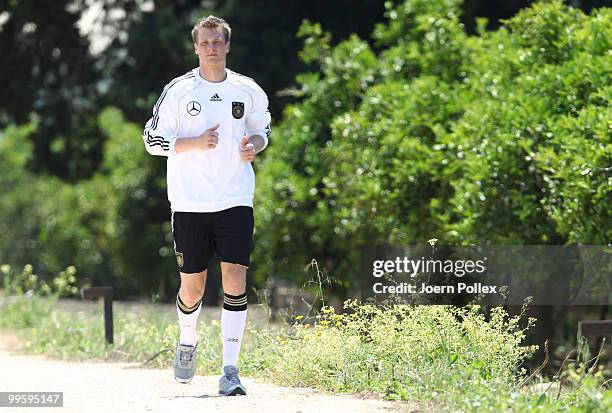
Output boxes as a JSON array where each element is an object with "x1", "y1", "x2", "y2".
[{"x1": 0, "y1": 333, "x2": 427, "y2": 413}]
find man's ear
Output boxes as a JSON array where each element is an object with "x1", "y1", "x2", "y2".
[
  {"x1": 194, "y1": 43, "x2": 198, "y2": 55},
  {"x1": 225, "y1": 41, "x2": 230, "y2": 54}
]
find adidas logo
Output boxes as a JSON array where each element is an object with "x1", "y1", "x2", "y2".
[{"x1": 210, "y1": 93, "x2": 222, "y2": 102}]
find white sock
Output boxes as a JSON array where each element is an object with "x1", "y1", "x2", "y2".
[
  {"x1": 221, "y1": 292, "x2": 247, "y2": 372},
  {"x1": 176, "y1": 293, "x2": 202, "y2": 347}
]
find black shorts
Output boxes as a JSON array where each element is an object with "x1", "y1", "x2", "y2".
[{"x1": 171, "y1": 206, "x2": 254, "y2": 274}]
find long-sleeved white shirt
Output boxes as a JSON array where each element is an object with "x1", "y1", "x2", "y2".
[{"x1": 143, "y1": 67, "x2": 271, "y2": 212}]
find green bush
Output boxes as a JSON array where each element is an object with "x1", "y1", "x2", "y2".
[
  {"x1": 0, "y1": 109, "x2": 178, "y2": 299},
  {"x1": 254, "y1": 0, "x2": 612, "y2": 289},
  {"x1": 0, "y1": 264, "x2": 80, "y2": 328},
  {"x1": 265, "y1": 302, "x2": 537, "y2": 393}
]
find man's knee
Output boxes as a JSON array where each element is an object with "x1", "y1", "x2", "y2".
[
  {"x1": 221, "y1": 262, "x2": 246, "y2": 295},
  {"x1": 179, "y1": 287, "x2": 203, "y2": 308},
  {"x1": 179, "y1": 274, "x2": 206, "y2": 307}
]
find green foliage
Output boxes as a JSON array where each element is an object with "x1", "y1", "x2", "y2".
[
  {"x1": 4, "y1": 292, "x2": 610, "y2": 412},
  {"x1": 0, "y1": 0, "x2": 609, "y2": 298},
  {"x1": 266, "y1": 302, "x2": 537, "y2": 394},
  {"x1": 0, "y1": 264, "x2": 80, "y2": 328},
  {"x1": 255, "y1": 25, "x2": 379, "y2": 284},
  {"x1": 538, "y1": 105, "x2": 612, "y2": 244},
  {"x1": 374, "y1": 0, "x2": 466, "y2": 81},
  {"x1": 0, "y1": 1, "x2": 130, "y2": 180},
  {"x1": 448, "y1": 4, "x2": 611, "y2": 244},
  {"x1": 254, "y1": 0, "x2": 612, "y2": 288},
  {"x1": 0, "y1": 121, "x2": 54, "y2": 268},
  {"x1": 0, "y1": 109, "x2": 177, "y2": 298},
  {"x1": 504, "y1": 0, "x2": 586, "y2": 65},
  {"x1": 0, "y1": 264, "x2": 79, "y2": 298},
  {"x1": 97, "y1": 108, "x2": 177, "y2": 296}
]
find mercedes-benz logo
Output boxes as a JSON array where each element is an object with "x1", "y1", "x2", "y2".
[{"x1": 186, "y1": 101, "x2": 201, "y2": 116}]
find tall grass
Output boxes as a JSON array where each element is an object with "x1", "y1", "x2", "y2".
[
  {"x1": 0, "y1": 264, "x2": 78, "y2": 329},
  {"x1": 1, "y1": 263, "x2": 610, "y2": 412}
]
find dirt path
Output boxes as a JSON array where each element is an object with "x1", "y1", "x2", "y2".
[{"x1": 0, "y1": 333, "x2": 427, "y2": 413}]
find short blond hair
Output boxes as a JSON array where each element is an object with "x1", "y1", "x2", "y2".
[{"x1": 191, "y1": 15, "x2": 231, "y2": 44}]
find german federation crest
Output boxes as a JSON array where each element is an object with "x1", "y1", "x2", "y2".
[
  {"x1": 232, "y1": 101, "x2": 244, "y2": 119},
  {"x1": 175, "y1": 252, "x2": 184, "y2": 268}
]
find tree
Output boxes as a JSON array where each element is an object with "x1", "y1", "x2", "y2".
[
  {"x1": 253, "y1": 0, "x2": 611, "y2": 290},
  {"x1": 0, "y1": 0, "x2": 141, "y2": 180}
]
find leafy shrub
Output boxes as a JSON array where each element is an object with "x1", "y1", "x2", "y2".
[
  {"x1": 0, "y1": 264, "x2": 80, "y2": 328},
  {"x1": 0, "y1": 109, "x2": 178, "y2": 299},
  {"x1": 254, "y1": 0, "x2": 612, "y2": 289}
]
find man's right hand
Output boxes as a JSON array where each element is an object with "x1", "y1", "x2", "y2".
[{"x1": 197, "y1": 123, "x2": 220, "y2": 150}]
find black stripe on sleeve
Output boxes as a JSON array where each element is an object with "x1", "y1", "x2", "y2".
[{"x1": 144, "y1": 71, "x2": 195, "y2": 138}]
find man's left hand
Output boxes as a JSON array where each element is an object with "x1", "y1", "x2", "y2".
[{"x1": 240, "y1": 136, "x2": 256, "y2": 162}]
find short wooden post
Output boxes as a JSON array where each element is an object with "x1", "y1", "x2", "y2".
[{"x1": 81, "y1": 287, "x2": 114, "y2": 344}]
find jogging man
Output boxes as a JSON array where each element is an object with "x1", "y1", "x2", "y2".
[{"x1": 142, "y1": 15, "x2": 271, "y2": 396}]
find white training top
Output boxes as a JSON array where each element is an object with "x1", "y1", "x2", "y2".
[{"x1": 143, "y1": 67, "x2": 271, "y2": 212}]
